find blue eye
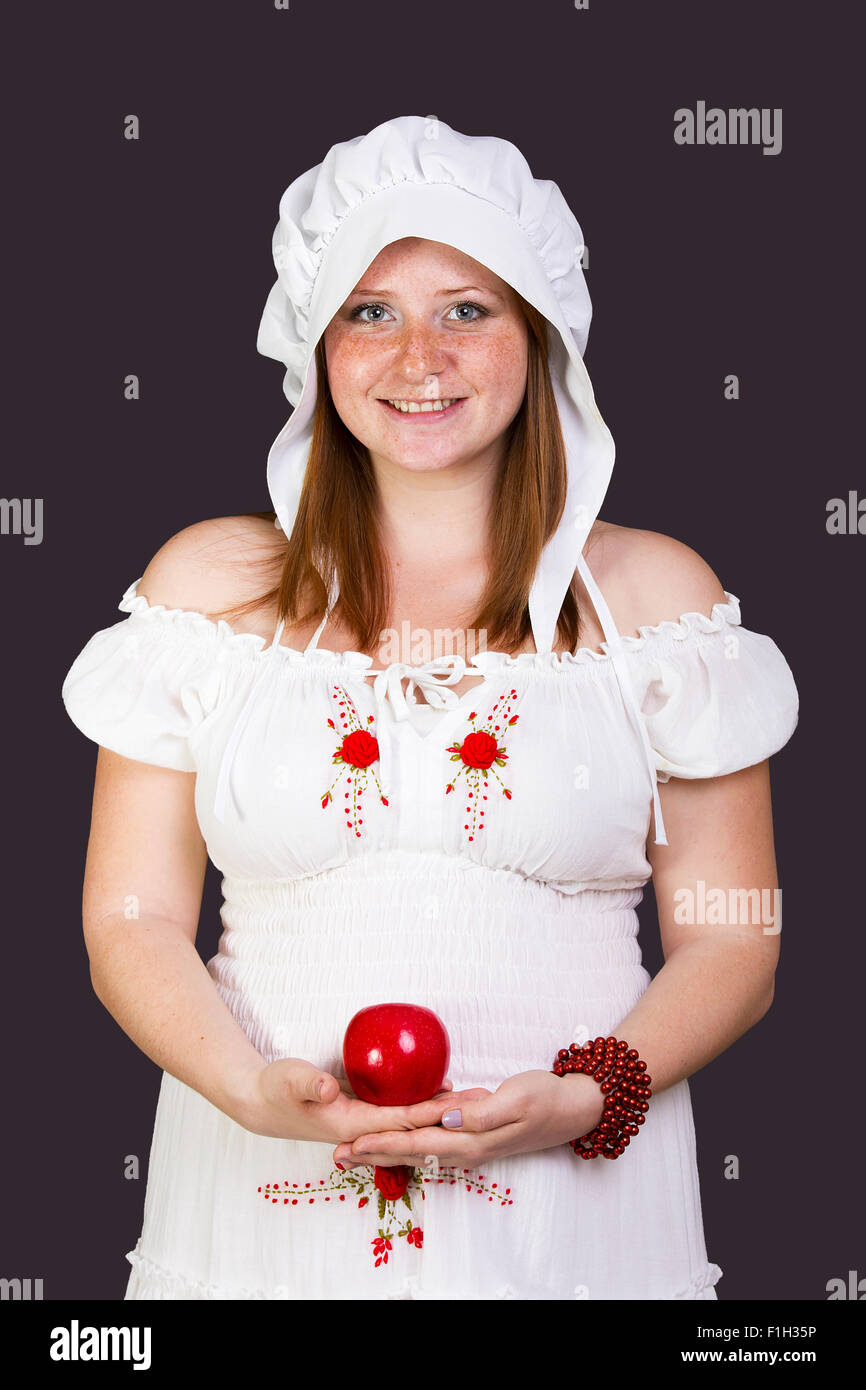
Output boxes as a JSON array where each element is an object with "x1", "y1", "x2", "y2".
[
  {"x1": 349, "y1": 303, "x2": 391, "y2": 323},
  {"x1": 447, "y1": 301, "x2": 488, "y2": 322},
  {"x1": 347, "y1": 300, "x2": 489, "y2": 324}
]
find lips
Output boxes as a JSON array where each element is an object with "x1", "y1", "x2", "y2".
[{"x1": 377, "y1": 398, "x2": 467, "y2": 421}]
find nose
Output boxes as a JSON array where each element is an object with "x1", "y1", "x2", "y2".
[{"x1": 392, "y1": 322, "x2": 450, "y2": 382}]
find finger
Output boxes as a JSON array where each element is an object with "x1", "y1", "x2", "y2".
[
  {"x1": 353, "y1": 1125, "x2": 452, "y2": 1157},
  {"x1": 308, "y1": 1073, "x2": 344, "y2": 1104},
  {"x1": 380, "y1": 1092, "x2": 461, "y2": 1130},
  {"x1": 339, "y1": 1118, "x2": 528, "y2": 1167},
  {"x1": 433, "y1": 1086, "x2": 520, "y2": 1134},
  {"x1": 340, "y1": 1086, "x2": 491, "y2": 1144},
  {"x1": 349, "y1": 1123, "x2": 472, "y2": 1158},
  {"x1": 342, "y1": 1154, "x2": 406, "y2": 1170},
  {"x1": 345, "y1": 1087, "x2": 494, "y2": 1141},
  {"x1": 334, "y1": 1126, "x2": 440, "y2": 1165},
  {"x1": 399, "y1": 1084, "x2": 490, "y2": 1125},
  {"x1": 343, "y1": 1128, "x2": 448, "y2": 1166}
]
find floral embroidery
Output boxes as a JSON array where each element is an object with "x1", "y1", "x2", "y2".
[
  {"x1": 321, "y1": 685, "x2": 389, "y2": 836},
  {"x1": 258, "y1": 1163, "x2": 514, "y2": 1272},
  {"x1": 445, "y1": 688, "x2": 521, "y2": 841}
]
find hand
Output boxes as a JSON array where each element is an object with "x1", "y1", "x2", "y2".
[
  {"x1": 332, "y1": 1070, "x2": 606, "y2": 1170},
  {"x1": 236, "y1": 1056, "x2": 460, "y2": 1146}
]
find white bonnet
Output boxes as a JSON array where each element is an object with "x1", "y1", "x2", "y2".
[{"x1": 255, "y1": 114, "x2": 616, "y2": 657}]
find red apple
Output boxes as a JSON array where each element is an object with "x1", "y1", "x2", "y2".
[{"x1": 342, "y1": 1003, "x2": 451, "y2": 1105}]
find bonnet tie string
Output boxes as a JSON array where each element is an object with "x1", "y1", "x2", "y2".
[
  {"x1": 575, "y1": 552, "x2": 668, "y2": 847},
  {"x1": 369, "y1": 654, "x2": 470, "y2": 800},
  {"x1": 213, "y1": 620, "x2": 286, "y2": 825},
  {"x1": 600, "y1": 632, "x2": 668, "y2": 847}
]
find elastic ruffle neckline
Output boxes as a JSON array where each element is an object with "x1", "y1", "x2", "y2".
[{"x1": 118, "y1": 578, "x2": 742, "y2": 670}]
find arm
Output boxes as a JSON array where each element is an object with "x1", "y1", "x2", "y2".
[
  {"x1": 600, "y1": 529, "x2": 782, "y2": 1093},
  {"x1": 83, "y1": 745, "x2": 267, "y2": 1123},
  {"x1": 616, "y1": 757, "x2": 780, "y2": 1095},
  {"x1": 79, "y1": 522, "x2": 292, "y2": 1121}
]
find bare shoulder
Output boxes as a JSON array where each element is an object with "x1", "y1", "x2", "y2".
[
  {"x1": 136, "y1": 515, "x2": 285, "y2": 632},
  {"x1": 585, "y1": 521, "x2": 729, "y2": 636}
]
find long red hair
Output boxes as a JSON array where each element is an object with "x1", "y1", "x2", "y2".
[{"x1": 217, "y1": 294, "x2": 586, "y2": 654}]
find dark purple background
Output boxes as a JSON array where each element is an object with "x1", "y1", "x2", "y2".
[{"x1": 3, "y1": 0, "x2": 861, "y2": 1300}]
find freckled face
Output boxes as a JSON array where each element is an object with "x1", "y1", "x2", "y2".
[{"x1": 322, "y1": 238, "x2": 528, "y2": 474}]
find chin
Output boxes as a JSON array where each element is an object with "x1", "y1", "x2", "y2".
[{"x1": 379, "y1": 444, "x2": 484, "y2": 473}]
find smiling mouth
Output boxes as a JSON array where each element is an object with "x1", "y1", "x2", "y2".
[{"x1": 377, "y1": 397, "x2": 467, "y2": 420}]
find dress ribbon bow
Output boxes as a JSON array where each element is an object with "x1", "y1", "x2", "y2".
[{"x1": 371, "y1": 653, "x2": 470, "y2": 724}]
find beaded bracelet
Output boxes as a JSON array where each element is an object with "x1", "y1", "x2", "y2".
[{"x1": 550, "y1": 1036, "x2": 652, "y2": 1159}]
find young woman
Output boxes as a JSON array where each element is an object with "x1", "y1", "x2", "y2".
[{"x1": 62, "y1": 115, "x2": 799, "y2": 1299}]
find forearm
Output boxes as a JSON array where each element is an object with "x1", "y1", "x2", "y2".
[
  {"x1": 608, "y1": 936, "x2": 776, "y2": 1096},
  {"x1": 87, "y1": 913, "x2": 265, "y2": 1123}
]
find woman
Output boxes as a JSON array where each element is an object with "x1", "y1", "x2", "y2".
[{"x1": 61, "y1": 115, "x2": 799, "y2": 1299}]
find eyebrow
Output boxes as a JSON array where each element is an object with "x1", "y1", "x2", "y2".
[{"x1": 347, "y1": 284, "x2": 505, "y2": 302}]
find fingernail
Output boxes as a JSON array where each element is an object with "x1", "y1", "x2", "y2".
[
  {"x1": 442, "y1": 1109, "x2": 462, "y2": 1129},
  {"x1": 335, "y1": 1161, "x2": 344, "y2": 1171},
  {"x1": 316, "y1": 1080, "x2": 324, "y2": 1098}
]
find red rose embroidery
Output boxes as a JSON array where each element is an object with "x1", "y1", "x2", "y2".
[
  {"x1": 321, "y1": 685, "x2": 389, "y2": 834},
  {"x1": 446, "y1": 688, "x2": 521, "y2": 841},
  {"x1": 373, "y1": 1165, "x2": 412, "y2": 1200},
  {"x1": 459, "y1": 730, "x2": 499, "y2": 770},
  {"x1": 342, "y1": 728, "x2": 379, "y2": 769},
  {"x1": 260, "y1": 1165, "x2": 514, "y2": 1272}
]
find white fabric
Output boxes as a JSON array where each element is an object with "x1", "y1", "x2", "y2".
[{"x1": 60, "y1": 577, "x2": 798, "y2": 1299}]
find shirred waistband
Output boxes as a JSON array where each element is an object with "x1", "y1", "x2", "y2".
[
  {"x1": 215, "y1": 851, "x2": 645, "y2": 980},
  {"x1": 220, "y1": 848, "x2": 644, "y2": 922}
]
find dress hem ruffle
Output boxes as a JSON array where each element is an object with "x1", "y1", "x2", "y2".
[{"x1": 124, "y1": 1247, "x2": 723, "y2": 1301}]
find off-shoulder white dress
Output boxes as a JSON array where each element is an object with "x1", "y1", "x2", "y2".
[{"x1": 61, "y1": 573, "x2": 798, "y2": 1300}]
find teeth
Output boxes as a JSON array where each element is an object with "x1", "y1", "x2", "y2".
[{"x1": 386, "y1": 398, "x2": 458, "y2": 413}]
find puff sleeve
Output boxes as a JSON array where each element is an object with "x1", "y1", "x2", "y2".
[
  {"x1": 629, "y1": 592, "x2": 799, "y2": 782},
  {"x1": 61, "y1": 580, "x2": 231, "y2": 772}
]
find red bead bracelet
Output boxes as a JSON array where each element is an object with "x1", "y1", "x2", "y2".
[{"x1": 550, "y1": 1036, "x2": 652, "y2": 1159}]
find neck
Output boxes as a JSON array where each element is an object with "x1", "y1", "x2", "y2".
[{"x1": 369, "y1": 443, "x2": 503, "y2": 573}]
